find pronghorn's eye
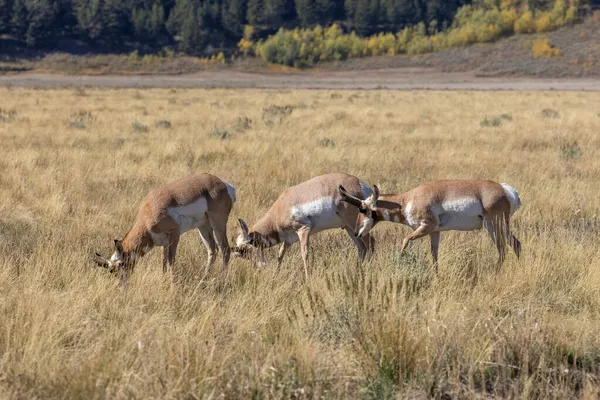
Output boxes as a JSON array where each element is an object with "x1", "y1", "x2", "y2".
[{"x1": 359, "y1": 208, "x2": 368, "y2": 215}]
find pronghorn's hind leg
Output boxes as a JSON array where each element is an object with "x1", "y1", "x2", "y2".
[
  {"x1": 509, "y1": 232, "x2": 521, "y2": 258},
  {"x1": 198, "y1": 224, "x2": 217, "y2": 271},
  {"x1": 505, "y1": 215, "x2": 521, "y2": 258},
  {"x1": 484, "y1": 218, "x2": 507, "y2": 267}
]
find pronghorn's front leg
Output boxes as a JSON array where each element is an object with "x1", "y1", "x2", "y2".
[
  {"x1": 162, "y1": 246, "x2": 169, "y2": 274},
  {"x1": 400, "y1": 223, "x2": 438, "y2": 255},
  {"x1": 256, "y1": 246, "x2": 267, "y2": 268},
  {"x1": 430, "y1": 231, "x2": 440, "y2": 274},
  {"x1": 162, "y1": 232, "x2": 180, "y2": 278},
  {"x1": 277, "y1": 242, "x2": 289, "y2": 268},
  {"x1": 343, "y1": 226, "x2": 367, "y2": 265}
]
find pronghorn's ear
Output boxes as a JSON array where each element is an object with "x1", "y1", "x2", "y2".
[
  {"x1": 373, "y1": 185, "x2": 380, "y2": 202},
  {"x1": 338, "y1": 185, "x2": 364, "y2": 208},
  {"x1": 94, "y1": 252, "x2": 109, "y2": 268},
  {"x1": 238, "y1": 219, "x2": 249, "y2": 235},
  {"x1": 114, "y1": 239, "x2": 124, "y2": 254}
]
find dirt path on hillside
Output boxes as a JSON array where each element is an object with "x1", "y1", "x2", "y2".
[{"x1": 0, "y1": 69, "x2": 599, "y2": 90}]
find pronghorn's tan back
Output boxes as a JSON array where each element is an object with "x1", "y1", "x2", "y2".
[
  {"x1": 252, "y1": 173, "x2": 367, "y2": 231},
  {"x1": 129, "y1": 173, "x2": 235, "y2": 236},
  {"x1": 403, "y1": 180, "x2": 503, "y2": 203}
]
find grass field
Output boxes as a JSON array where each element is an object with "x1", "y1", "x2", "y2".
[{"x1": 1, "y1": 87, "x2": 600, "y2": 398}]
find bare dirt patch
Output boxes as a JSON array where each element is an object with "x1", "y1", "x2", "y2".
[{"x1": 0, "y1": 69, "x2": 598, "y2": 90}]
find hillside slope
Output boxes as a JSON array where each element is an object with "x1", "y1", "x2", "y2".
[
  {"x1": 325, "y1": 19, "x2": 600, "y2": 78},
  {"x1": 1, "y1": 19, "x2": 599, "y2": 78}
]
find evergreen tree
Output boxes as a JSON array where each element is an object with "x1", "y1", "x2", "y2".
[
  {"x1": 315, "y1": 0, "x2": 343, "y2": 26},
  {"x1": 221, "y1": 0, "x2": 246, "y2": 37},
  {"x1": 263, "y1": 0, "x2": 295, "y2": 28},
  {"x1": 246, "y1": 0, "x2": 264, "y2": 26},
  {"x1": 179, "y1": 6, "x2": 205, "y2": 54},
  {"x1": 102, "y1": 0, "x2": 130, "y2": 47},
  {"x1": 132, "y1": 7, "x2": 149, "y2": 37},
  {"x1": 165, "y1": 0, "x2": 189, "y2": 36},
  {"x1": 11, "y1": 0, "x2": 28, "y2": 39},
  {"x1": 295, "y1": 0, "x2": 316, "y2": 27},
  {"x1": 25, "y1": 0, "x2": 58, "y2": 46},
  {"x1": 348, "y1": 0, "x2": 374, "y2": 35},
  {"x1": 149, "y1": 1, "x2": 165, "y2": 38},
  {"x1": 0, "y1": 0, "x2": 13, "y2": 34},
  {"x1": 73, "y1": 0, "x2": 104, "y2": 40}
]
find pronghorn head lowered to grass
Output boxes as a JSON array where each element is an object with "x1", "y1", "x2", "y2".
[
  {"x1": 232, "y1": 173, "x2": 375, "y2": 279},
  {"x1": 94, "y1": 239, "x2": 130, "y2": 275},
  {"x1": 94, "y1": 173, "x2": 236, "y2": 285},
  {"x1": 338, "y1": 180, "x2": 522, "y2": 272}
]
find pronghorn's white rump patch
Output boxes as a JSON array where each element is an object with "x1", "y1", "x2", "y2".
[
  {"x1": 291, "y1": 197, "x2": 342, "y2": 232},
  {"x1": 359, "y1": 180, "x2": 373, "y2": 200},
  {"x1": 167, "y1": 197, "x2": 209, "y2": 233},
  {"x1": 222, "y1": 180, "x2": 237, "y2": 203},
  {"x1": 500, "y1": 183, "x2": 521, "y2": 215}
]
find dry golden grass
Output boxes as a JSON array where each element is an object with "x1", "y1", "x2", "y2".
[{"x1": 1, "y1": 88, "x2": 600, "y2": 399}]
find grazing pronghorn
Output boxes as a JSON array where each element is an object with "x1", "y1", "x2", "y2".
[
  {"x1": 233, "y1": 173, "x2": 375, "y2": 279},
  {"x1": 94, "y1": 173, "x2": 236, "y2": 284},
  {"x1": 338, "y1": 180, "x2": 521, "y2": 271}
]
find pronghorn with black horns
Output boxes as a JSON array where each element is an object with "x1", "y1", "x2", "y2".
[
  {"x1": 94, "y1": 173, "x2": 236, "y2": 285},
  {"x1": 233, "y1": 173, "x2": 375, "y2": 279},
  {"x1": 338, "y1": 180, "x2": 521, "y2": 272}
]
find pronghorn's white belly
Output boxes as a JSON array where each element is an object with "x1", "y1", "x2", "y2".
[
  {"x1": 279, "y1": 230, "x2": 300, "y2": 245},
  {"x1": 290, "y1": 197, "x2": 344, "y2": 233},
  {"x1": 438, "y1": 215, "x2": 483, "y2": 231},
  {"x1": 434, "y1": 198, "x2": 484, "y2": 232},
  {"x1": 167, "y1": 197, "x2": 209, "y2": 234},
  {"x1": 150, "y1": 232, "x2": 170, "y2": 247}
]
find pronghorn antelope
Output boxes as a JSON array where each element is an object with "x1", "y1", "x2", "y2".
[
  {"x1": 94, "y1": 173, "x2": 236, "y2": 284},
  {"x1": 338, "y1": 180, "x2": 521, "y2": 271},
  {"x1": 234, "y1": 173, "x2": 375, "y2": 279}
]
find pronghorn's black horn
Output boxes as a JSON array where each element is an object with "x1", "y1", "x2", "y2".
[{"x1": 338, "y1": 185, "x2": 364, "y2": 208}]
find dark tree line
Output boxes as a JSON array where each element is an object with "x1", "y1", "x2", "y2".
[{"x1": 0, "y1": 0, "x2": 567, "y2": 54}]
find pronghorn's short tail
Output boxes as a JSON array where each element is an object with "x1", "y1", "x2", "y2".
[{"x1": 500, "y1": 183, "x2": 521, "y2": 215}]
